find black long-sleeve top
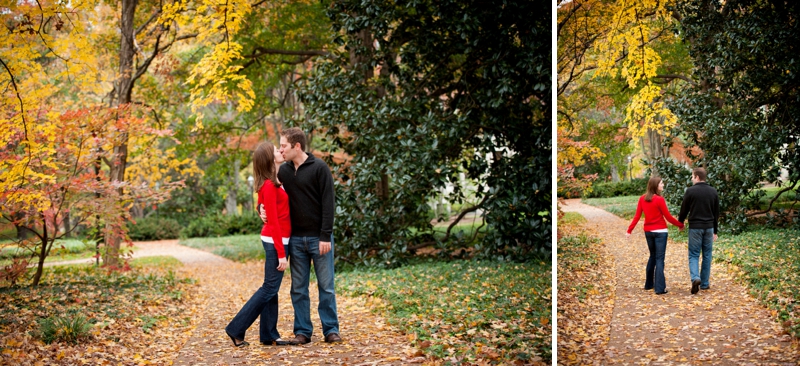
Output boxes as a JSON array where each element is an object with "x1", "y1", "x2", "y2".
[
  {"x1": 678, "y1": 182, "x2": 720, "y2": 234},
  {"x1": 278, "y1": 153, "x2": 335, "y2": 239}
]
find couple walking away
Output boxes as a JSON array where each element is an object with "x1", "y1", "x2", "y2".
[
  {"x1": 224, "y1": 127, "x2": 342, "y2": 347},
  {"x1": 626, "y1": 168, "x2": 720, "y2": 295}
]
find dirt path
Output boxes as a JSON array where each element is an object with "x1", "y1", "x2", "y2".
[
  {"x1": 48, "y1": 240, "x2": 417, "y2": 365},
  {"x1": 561, "y1": 199, "x2": 800, "y2": 365}
]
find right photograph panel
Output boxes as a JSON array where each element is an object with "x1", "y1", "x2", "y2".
[{"x1": 556, "y1": 0, "x2": 800, "y2": 364}]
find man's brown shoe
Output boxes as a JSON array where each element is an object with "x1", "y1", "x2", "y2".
[
  {"x1": 324, "y1": 333, "x2": 342, "y2": 343},
  {"x1": 291, "y1": 334, "x2": 311, "y2": 344}
]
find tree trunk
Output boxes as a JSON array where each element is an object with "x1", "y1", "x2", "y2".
[
  {"x1": 104, "y1": 0, "x2": 138, "y2": 268},
  {"x1": 610, "y1": 164, "x2": 620, "y2": 182}
]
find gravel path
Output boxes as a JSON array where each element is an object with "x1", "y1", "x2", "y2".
[{"x1": 561, "y1": 199, "x2": 800, "y2": 365}]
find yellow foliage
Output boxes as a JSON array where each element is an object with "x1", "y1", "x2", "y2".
[
  {"x1": 587, "y1": 0, "x2": 679, "y2": 138},
  {"x1": 162, "y1": 0, "x2": 257, "y2": 128}
]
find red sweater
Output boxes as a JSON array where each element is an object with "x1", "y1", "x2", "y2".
[
  {"x1": 257, "y1": 182, "x2": 291, "y2": 259},
  {"x1": 627, "y1": 195, "x2": 684, "y2": 234}
]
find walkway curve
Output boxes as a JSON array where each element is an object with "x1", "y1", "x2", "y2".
[{"x1": 561, "y1": 199, "x2": 800, "y2": 365}]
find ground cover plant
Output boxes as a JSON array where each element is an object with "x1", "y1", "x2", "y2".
[
  {"x1": 337, "y1": 260, "x2": 551, "y2": 364},
  {"x1": 556, "y1": 215, "x2": 615, "y2": 365},
  {"x1": 0, "y1": 257, "x2": 198, "y2": 364}
]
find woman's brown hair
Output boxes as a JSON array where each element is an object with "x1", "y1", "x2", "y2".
[
  {"x1": 253, "y1": 142, "x2": 280, "y2": 191},
  {"x1": 644, "y1": 176, "x2": 662, "y2": 202}
]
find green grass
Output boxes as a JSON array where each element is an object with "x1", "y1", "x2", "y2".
[
  {"x1": 337, "y1": 260, "x2": 552, "y2": 364},
  {"x1": 696, "y1": 229, "x2": 800, "y2": 337},
  {"x1": 756, "y1": 186, "x2": 798, "y2": 210},
  {"x1": 179, "y1": 234, "x2": 264, "y2": 262},
  {"x1": 559, "y1": 212, "x2": 587, "y2": 226},
  {"x1": 129, "y1": 256, "x2": 183, "y2": 269},
  {"x1": 582, "y1": 195, "x2": 642, "y2": 220},
  {"x1": 432, "y1": 220, "x2": 485, "y2": 240}
]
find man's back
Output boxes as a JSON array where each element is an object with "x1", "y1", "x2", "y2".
[{"x1": 678, "y1": 182, "x2": 720, "y2": 233}]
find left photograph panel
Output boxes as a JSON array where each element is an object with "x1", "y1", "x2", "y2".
[{"x1": 0, "y1": 0, "x2": 554, "y2": 364}]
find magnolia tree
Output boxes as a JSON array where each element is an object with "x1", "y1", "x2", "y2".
[{"x1": 299, "y1": 0, "x2": 551, "y2": 265}]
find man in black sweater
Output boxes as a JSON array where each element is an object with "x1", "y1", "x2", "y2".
[
  {"x1": 678, "y1": 168, "x2": 720, "y2": 295},
  {"x1": 277, "y1": 127, "x2": 341, "y2": 344}
]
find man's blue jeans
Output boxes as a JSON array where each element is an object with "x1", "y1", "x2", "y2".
[
  {"x1": 289, "y1": 236, "x2": 339, "y2": 338},
  {"x1": 225, "y1": 242, "x2": 288, "y2": 342},
  {"x1": 688, "y1": 228, "x2": 714, "y2": 288},
  {"x1": 644, "y1": 231, "x2": 668, "y2": 293}
]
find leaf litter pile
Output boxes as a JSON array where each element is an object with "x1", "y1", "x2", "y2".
[
  {"x1": 559, "y1": 199, "x2": 800, "y2": 365},
  {"x1": 557, "y1": 215, "x2": 616, "y2": 365},
  {"x1": 0, "y1": 258, "x2": 200, "y2": 365},
  {"x1": 338, "y1": 260, "x2": 552, "y2": 365}
]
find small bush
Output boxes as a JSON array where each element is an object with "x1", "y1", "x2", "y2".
[
  {"x1": 128, "y1": 217, "x2": 182, "y2": 241},
  {"x1": 583, "y1": 178, "x2": 648, "y2": 198},
  {"x1": 37, "y1": 314, "x2": 93, "y2": 344},
  {"x1": 180, "y1": 213, "x2": 262, "y2": 238}
]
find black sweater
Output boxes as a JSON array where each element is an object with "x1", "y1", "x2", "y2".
[
  {"x1": 678, "y1": 182, "x2": 720, "y2": 234},
  {"x1": 278, "y1": 153, "x2": 335, "y2": 239}
]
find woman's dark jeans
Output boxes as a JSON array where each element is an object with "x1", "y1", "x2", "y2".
[
  {"x1": 644, "y1": 232, "x2": 668, "y2": 293},
  {"x1": 225, "y1": 242, "x2": 288, "y2": 342}
]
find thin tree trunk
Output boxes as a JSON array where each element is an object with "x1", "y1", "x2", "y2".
[
  {"x1": 32, "y1": 214, "x2": 48, "y2": 286},
  {"x1": 226, "y1": 158, "x2": 240, "y2": 216}
]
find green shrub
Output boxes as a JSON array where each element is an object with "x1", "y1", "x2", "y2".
[
  {"x1": 583, "y1": 178, "x2": 648, "y2": 198},
  {"x1": 128, "y1": 217, "x2": 182, "y2": 241},
  {"x1": 37, "y1": 314, "x2": 93, "y2": 344},
  {"x1": 180, "y1": 213, "x2": 263, "y2": 239}
]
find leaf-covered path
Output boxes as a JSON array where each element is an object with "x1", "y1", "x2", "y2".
[
  {"x1": 560, "y1": 199, "x2": 800, "y2": 365},
  {"x1": 172, "y1": 260, "x2": 414, "y2": 365},
  {"x1": 56, "y1": 240, "x2": 417, "y2": 365}
]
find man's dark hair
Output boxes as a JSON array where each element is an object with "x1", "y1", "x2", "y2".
[
  {"x1": 281, "y1": 127, "x2": 307, "y2": 151},
  {"x1": 693, "y1": 168, "x2": 707, "y2": 182}
]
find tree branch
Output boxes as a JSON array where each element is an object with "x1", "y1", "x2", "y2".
[
  {"x1": 746, "y1": 180, "x2": 799, "y2": 217},
  {"x1": 653, "y1": 73, "x2": 694, "y2": 84}
]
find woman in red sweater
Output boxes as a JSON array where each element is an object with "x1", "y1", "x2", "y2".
[
  {"x1": 626, "y1": 176, "x2": 684, "y2": 295},
  {"x1": 225, "y1": 142, "x2": 294, "y2": 346}
]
